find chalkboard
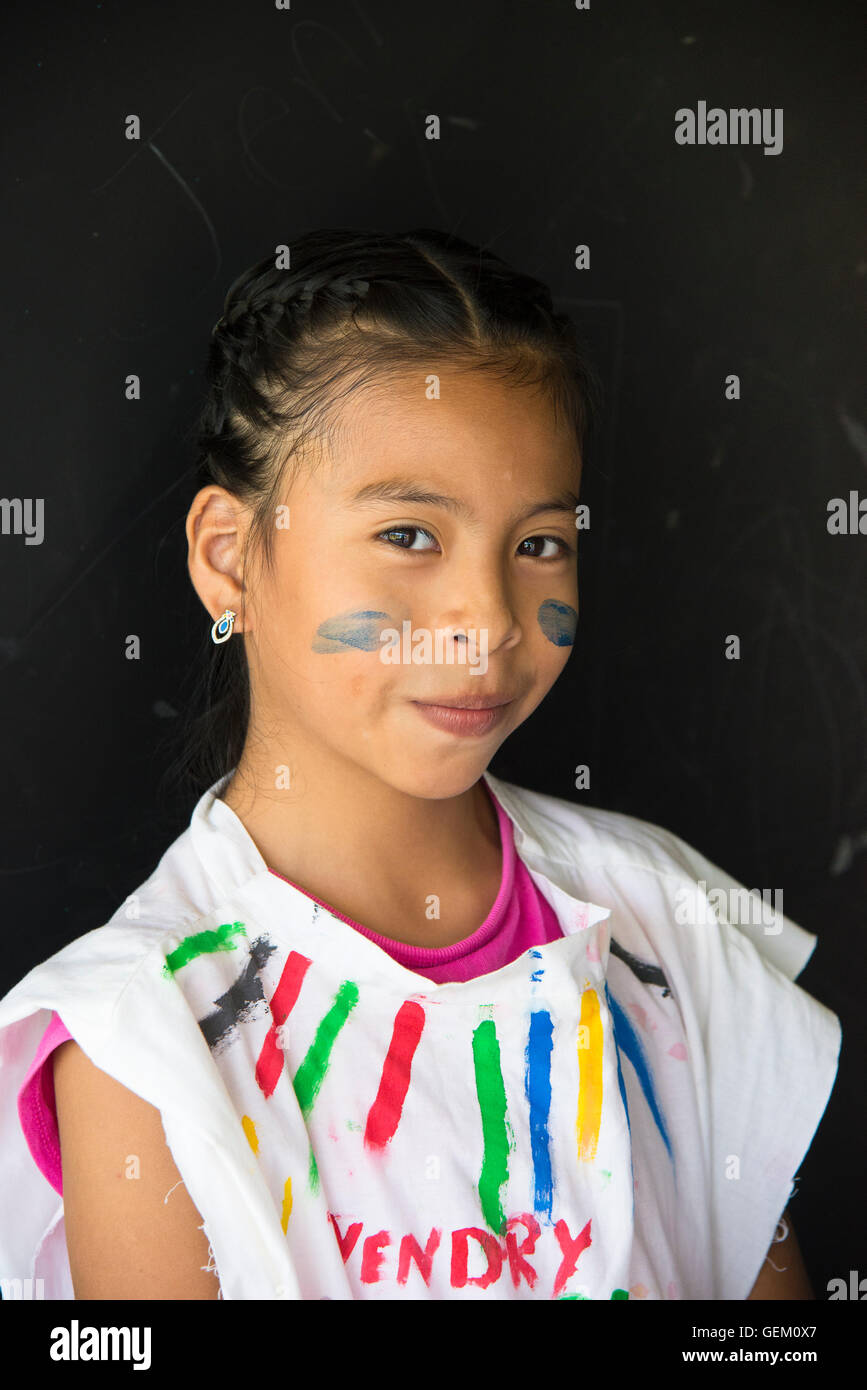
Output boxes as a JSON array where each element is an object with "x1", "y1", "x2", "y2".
[{"x1": 1, "y1": 0, "x2": 863, "y2": 1306}]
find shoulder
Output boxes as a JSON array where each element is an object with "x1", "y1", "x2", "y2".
[
  {"x1": 52, "y1": 1039, "x2": 220, "y2": 1299},
  {"x1": 0, "y1": 806, "x2": 248, "y2": 1030},
  {"x1": 488, "y1": 773, "x2": 710, "y2": 879},
  {"x1": 488, "y1": 774, "x2": 819, "y2": 981}
]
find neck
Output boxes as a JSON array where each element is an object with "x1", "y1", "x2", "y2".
[{"x1": 219, "y1": 740, "x2": 502, "y2": 948}]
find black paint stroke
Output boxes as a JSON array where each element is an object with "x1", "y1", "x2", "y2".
[
  {"x1": 609, "y1": 937, "x2": 671, "y2": 997},
  {"x1": 198, "y1": 934, "x2": 279, "y2": 1052}
]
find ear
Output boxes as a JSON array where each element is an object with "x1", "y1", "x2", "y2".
[{"x1": 186, "y1": 486, "x2": 251, "y2": 633}]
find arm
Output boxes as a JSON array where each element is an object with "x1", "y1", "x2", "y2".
[
  {"x1": 53, "y1": 1039, "x2": 221, "y2": 1300},
  {"x1": 746, "y1": 1207, "x2": 814, "y2": 1299}
]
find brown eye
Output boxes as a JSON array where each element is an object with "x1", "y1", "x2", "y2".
[
  {"x1": 519, "y1": 536, "x2": 573, "y2": 559},
  {"x1": 378, "y1": 526, "x2": 438, "y2": 551}
]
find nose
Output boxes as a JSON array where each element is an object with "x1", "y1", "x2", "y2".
[{"x1": 430, "y1": 557, "x2": 522, "y2": 656}]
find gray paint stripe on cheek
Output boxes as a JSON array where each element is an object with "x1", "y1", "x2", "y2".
[
  {"x1": 312, "y1": 609, "x2": 392, "y2": 652},
  {"x1": 537, "y1": 599, "x2": 578, "y2": 646}
]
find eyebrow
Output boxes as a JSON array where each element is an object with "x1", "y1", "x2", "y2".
[{"x1": 346, "y1": 478, "x2": 581, "y2": 523}]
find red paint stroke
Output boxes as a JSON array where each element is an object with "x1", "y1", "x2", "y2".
[
  {"x1": 360, "y1": 1230, "x2": 391, "y2": 1283},
  {"x1": 255, "y1": 950, "x2": 313, "y2": 1098},
  {"x1": 505, "y1": 1213, "x2": 541, "y2": 1290},
  {"x1": 363, "y1": 999, "x2": 426, "y2": 1150},
  {"x1": 450, "y1": 1228, "x2": 503, "y2": 1289},
  {"x1": 552, "y1": 1216, "x2": 593, "y2": 1297},
  {"x1": 397, "y1": 1229, "x2": 442, "y2": 1286},
  {"x1": 328, "y1": 1213, "x2": 363, "y2": 1263}
]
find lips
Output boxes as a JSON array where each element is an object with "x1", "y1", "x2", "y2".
[
  {"x1": 413, "y1": 694, "x2": 513, "y2": 710},
  {"x1": 410, "y1": 698, "x2": 513, "y2": 737}
]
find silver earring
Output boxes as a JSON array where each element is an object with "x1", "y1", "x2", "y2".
[{"x1": 211, "y1": 609, "x2": 236, "y2": 644}]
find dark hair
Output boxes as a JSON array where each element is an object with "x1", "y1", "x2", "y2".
[{"x1": 160, "y1": 226, "x2": 603, "y2": 809}]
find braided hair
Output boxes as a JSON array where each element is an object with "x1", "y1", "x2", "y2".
[{"x1": 160, "y1": 226, "x2": 603, "y2": 807}]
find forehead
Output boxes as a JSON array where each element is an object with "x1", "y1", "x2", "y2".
[{"x1": 315, "y1": 369, "x2": 581, "y2": 496}]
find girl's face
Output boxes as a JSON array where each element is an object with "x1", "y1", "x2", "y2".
[{"x1": 191, "y1": 369, "x2": 583, "y2": 801}]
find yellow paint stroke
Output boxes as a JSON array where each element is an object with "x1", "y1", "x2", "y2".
[
  {"x1": 576, "y1": 987, "x2": 603, "y2": 1161},
  {"x1": 242, "y1": 1115, "x2": 259, "y2": 1153},
  {"x1": 281, "y1": 1176, "x2": 293, "y2": 1234}
]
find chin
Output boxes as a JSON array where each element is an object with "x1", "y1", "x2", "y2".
[{"x1": 377, "y1": 754, "x2": 494, "y2": 802}]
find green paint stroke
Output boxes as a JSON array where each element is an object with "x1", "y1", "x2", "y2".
[
  {"x1": 558, "y1": 1289, "x2": 629, "y2": 1300},
  {"x1": 161, "y1": 921, "x2": 247, "y2": 977},
  {"x1": 472, "y1": 1018, "x2": 512, "y2": 1236},
  {"x1": 308, "y1": 1146, "x2": 319, "y2": 1195},
  {"x1": 293, "y1": 979, "x2": 360, "y2": 1118}
]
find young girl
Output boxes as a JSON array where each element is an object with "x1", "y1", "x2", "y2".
[{"x1": 0, "y1": 227, "x2": 840, "y2": 1301}]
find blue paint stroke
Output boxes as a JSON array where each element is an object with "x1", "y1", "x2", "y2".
[
  {"x1": 524, "y1": 1009, "x2": 555, "y2": 1221},
  {"x1": 312, "y1": 609, "x2": 390, "y2": 653},
  {"x1": 537, "y1": 599, "x2": 577, "y2": 647},
  {"x1": 605, "y1": 982, "x2": 632, "y2": 1143},
  {"x1": 605, "y1": 983, "x2": 673, "y2": 1165}
]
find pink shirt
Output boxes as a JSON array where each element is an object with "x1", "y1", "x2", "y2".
[{"x1": 17, "y1": 786, "x2": 563, "y2": 1196}]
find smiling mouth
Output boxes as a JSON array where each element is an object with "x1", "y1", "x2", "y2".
[
  {"x1": 409, "y1": 699, "x2": 513, "y2": 738},
  {"x1": 411, "y1": 694, "x2": 515, "y2": 710}
]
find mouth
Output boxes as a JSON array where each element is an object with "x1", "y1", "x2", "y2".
[
  {"x1": 413, "y1": 693, "x2": 515, "y2": 710},
  {"x1": 409, "y1": 695, "x2": 515, "y2": 737}
]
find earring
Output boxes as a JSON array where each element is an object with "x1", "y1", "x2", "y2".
[{"x1": 211, "y1": 609, "x2": 236, "y2": 644}]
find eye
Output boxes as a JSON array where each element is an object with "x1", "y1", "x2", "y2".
[
  {"x1": 377, "y1": 525, "x2": 440, "y2": 552},
  {"x1": 518, "y1": 535, "x2": 575, "y2": 560}
]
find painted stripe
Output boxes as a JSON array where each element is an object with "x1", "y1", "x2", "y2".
[
  {"x1": 256, "y1": 950, "x2": 313, "y2": 1098},
  {"x1": 162, "y1": 920, "x2": 247, "y2": 977},
  {"x1": 198, "y1": 936, "x2": 278, "y2": 1052},
  {"x1": 364, "y1": 1000, "x2": 426, "y2": 1150},
  {"x1": 606, "y1": 988, "x2": 673, "y2": 1162},
  {"x1": 242, "y1": 1115, "x2": 258, "y2": 1153},
  {"x1": 576, "y1": 987, "x2": 603, "y2": 1161},
  {"x1": 292, "y1": 979, "x2": 359, "y2": 1118},
  {"x1": 281, "y1": 1176, "x2": 293, "y2": 1233},
  {"x1": 604, "y1": 981, "x2": 632, "y2": 1141},
  {"x1": 472, "y1": 1018, "x2": 511, "y2": 1236},
  {"x1": 524, "y1": 1009, "x2": 554, "y2": 1220}
]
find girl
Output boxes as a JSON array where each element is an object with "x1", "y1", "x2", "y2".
[{"x1": 0, "y1": 227, "x2": 840, "y2": 1301}]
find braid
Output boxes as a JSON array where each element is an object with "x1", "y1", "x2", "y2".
[{"x1": 211, "y1": 271, "x2": 371, "y2": 339}]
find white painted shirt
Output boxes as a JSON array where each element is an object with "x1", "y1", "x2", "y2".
[{"x1": 0, "y1": 771, "x2": 841, "y2": 1300}]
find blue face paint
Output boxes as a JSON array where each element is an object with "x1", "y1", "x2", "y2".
[
  {"x1": 312, "y1": 609, "x2": 391, "y2": 653},
  {"x1": 537, "y1": 599, "x2": 577, "y2": 647}
]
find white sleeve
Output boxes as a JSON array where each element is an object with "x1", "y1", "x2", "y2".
[
  {"x1": 656, "y1": 836, "x2": 842, "y2": 1299},
  {"x1": 664, "y1": 829, "x2": 819, "y2": 981}
]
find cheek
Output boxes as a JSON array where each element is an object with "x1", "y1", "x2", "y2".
[
  {"x1": 311, "y1": 609, "x2": 392, "y2": 653},
  {"x1": 536, "y1": 599, "x2": 578, "y2": 647}
]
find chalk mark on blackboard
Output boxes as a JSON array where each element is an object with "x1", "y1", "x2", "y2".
[
  {"x1": 89, "y1": 89, "x2": 198, "y2": 196},
  {"x1": 836, "y1": 402, "x2": 867, "y2": 467},
  {"x1": 350, "y1": 0, "x2": 383, "y2": 48},
  {"x1": 238, "y1": 87, "x2": 294, "y2": 191},
  {"x1": 290, "y1": 20, "x2": 369, "y2": 125},
  {"x1": 146, "y1": 140, "x2": 221, "y2": 280},
  {"x1": 2, "y1": 468, "x2": 196, "y2": 661}
]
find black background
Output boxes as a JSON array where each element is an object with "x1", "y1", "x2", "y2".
[{"x1": 1, "y1": 0, "x2": 864, "y2": 1298}]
